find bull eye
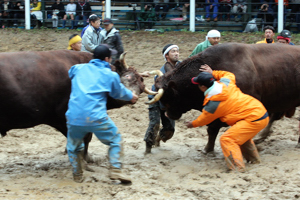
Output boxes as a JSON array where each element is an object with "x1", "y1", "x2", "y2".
[{"x1": 125, "y1": 74, "x2": 131, "y2": 79}]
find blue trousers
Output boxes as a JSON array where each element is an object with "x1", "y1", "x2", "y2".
[
  {"x1": 206, "y1": 5, "x2": 219, "y2": 19},
  {"x1": 67, "y1": 117, "x2": 122, "y2": 174}
]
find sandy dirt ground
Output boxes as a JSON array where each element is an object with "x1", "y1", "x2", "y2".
[{"x1": 0, "y1": 29, "x2": 299, "y2": 200}]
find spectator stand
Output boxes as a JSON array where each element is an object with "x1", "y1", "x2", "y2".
[{"x1": 1, "y1": 0, "x2": 300, "y2": 32}]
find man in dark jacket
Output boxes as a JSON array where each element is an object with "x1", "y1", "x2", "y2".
[
  {"x1": 74, "y1": 0, "x2": 91, "y2": 29},
  {"x1": 144, "y1": 44, "x2": 180, "y2": 154},
  {"x1": 1, "y1": 0, "x2": 14, "y2": 27},
  {"x1": 13, "y1": 0, "x2": 25, "y2": 26},
  {"x1": 100, "y1": 18, "x2": 124, "y2": 64}
]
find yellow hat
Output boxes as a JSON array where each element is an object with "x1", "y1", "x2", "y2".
[{"x1": 67, "y1": 35, "x2": 82, "y2": 50}]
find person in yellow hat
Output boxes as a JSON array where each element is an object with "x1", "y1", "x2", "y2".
[{"x1": 67, "y1": 34, "x2": 82, "y2": 51}]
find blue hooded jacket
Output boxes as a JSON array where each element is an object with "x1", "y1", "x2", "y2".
[{"x1": 66, "y1": 59, "x2": 133, "y2": 126}]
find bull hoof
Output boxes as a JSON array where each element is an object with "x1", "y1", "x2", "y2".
[
  {"x1": 295, "y1": 143, "x2": 300, "y2": 148},
  {"x1": 203, "y1": 145, "x2": 214, "y2": 154}
]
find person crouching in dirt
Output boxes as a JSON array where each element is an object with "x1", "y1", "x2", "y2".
[
  {"x1": 67, "y1": 34, "x2": 82, "y2": 51},
  {"x1": 65, "y1": 44, "x2": 138, "y2": 183},
  {"x1": 185, "y1": 64, "x2": 269, "y2": 172},
  {"x1": 144, "y1": 44, "x2": 180, "y2": 153}
]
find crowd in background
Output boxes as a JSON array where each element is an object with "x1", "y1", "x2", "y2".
[{"x1": 1, "y1": 0, "x2": 300, "y2": 31}]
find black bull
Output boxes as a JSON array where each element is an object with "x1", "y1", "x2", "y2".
[
  {"x1": 0, "y1": 50, "x2": 146, "y2": 160},
  {"x1": 154, "y1": 43, "x2": 300, "y2": 151}
]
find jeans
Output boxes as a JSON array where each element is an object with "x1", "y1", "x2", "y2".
[{"x1": 67, "y1": 117, "x2": 123, "y2": 174}]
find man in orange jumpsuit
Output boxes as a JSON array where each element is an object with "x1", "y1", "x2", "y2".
[{"x1": 186, "y1": 64, "x2": 269, "y2": 172}]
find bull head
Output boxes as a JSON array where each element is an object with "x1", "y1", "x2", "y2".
[
  {"x1": 145, "y1": 57, "x2": 207, "y2": 120},
  {"x1": 107, "y1": 52, "x2": 156, "y2": 109}
]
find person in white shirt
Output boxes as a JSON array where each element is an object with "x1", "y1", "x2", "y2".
[{"x1": 62, "y1": 0, "x2": 76, "y2": 29}]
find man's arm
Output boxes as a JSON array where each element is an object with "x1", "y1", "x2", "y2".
[
  {"x1": 109, "y1": 72, "x2": 134, "y2": 102},
  {"x1": 115, "y1": 32, "x2": 124, "y2": 58}
]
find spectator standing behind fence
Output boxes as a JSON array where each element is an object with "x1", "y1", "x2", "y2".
[
  {"x1": 219, "y1": 0, "x2": 232, "y2": 21},
  {"x1": 205, "y1": 0, "x2": 219, "y2": 22},
  {"x1": 189, "y1": 29, "x2": 221, "y2": 57},
  {"x1": 232, "y1": 0, "x2": 247, "y2": 22},
  {"x1": 13, "y1": 0, "x2": 25, "y2": 27},
  {"x1": 256, "y1": 1, "x2": 274, "y2": 26},
  {"x1": 68, "y1": 34, "x2": 82, "y2": 51},
  {"x1": 74, "y1": 0, "x2": 91, "y2": 29},
  {"x1": 1, "y1": 0, "x2": 14, "y2": 28},
  {"x1": 30, "y1": 0, "x2": 42, "y2": 28},
  {"x1": 100, "y1": 18, "x2": 124, "y2": 64},
  {"x1": 81, "y1": 15, "x2": 102, "y2": 53},
  {"x1": 256, "y1": 25, "x2": 275, "y2": 43},
  {"x1": 62, "y1": 0, "x2": 76, "y2": 29},
  {"x1": 182, "y1": 2, "x2": 199, "y2": 21},
  {"x1": 154, "y1": 0, "x2": 169, "y2": 20},
  {"x1": 138, "y1": 4, "x2": 156, "y2": 29},
  {"x1": 51, "y1": 0, "x2": 65, "y2": 29}
]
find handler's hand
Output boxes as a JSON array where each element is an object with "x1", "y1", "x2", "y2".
[
  {"x1": 131, "y1": 93, "x2": 139, "y2": 104},
  {"x1": 185, "y1": 121, "x2": 194, "y2": 128},
  {"x1": 199, "y1": 64, "x2": 213, "y2": 74}
]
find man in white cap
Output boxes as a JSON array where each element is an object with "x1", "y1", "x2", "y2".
[
  {"x1": 144, "y1": 44, "x2": 180, "y2": 154},
  {"x1": 189, "y1": 29, "x2": 221, "y2": 57}
]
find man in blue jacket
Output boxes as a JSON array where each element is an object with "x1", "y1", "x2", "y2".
[{"x1": 65, "y1": 44, "x2": 138, "y2": 183}]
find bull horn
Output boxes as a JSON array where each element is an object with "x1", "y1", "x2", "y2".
[
  {"x1": 120, "y1": 52, "x2": 129, "y2": 69},
  {"x1": 145, "y1": 88, "x2": 164, "y2": 105},
  {"x1": 144, "y1": 87, "x2": 158, "y2": 95},
  {"x1": 149, "y1": 70, "x2": 163, "y2": 77}
]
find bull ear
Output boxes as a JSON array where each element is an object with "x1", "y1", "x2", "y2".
[{"x1": 112, "y1": 60, "x2": 124, "y2": 75}]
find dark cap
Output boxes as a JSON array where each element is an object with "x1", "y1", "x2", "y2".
[
  {"x1": 93, "y1": 44, "x2": 117, "y2": 60},
  {"x1": 279, "y1": 29, "x2": 291, "y2": 38},
  {"x1": 103, "y1": 18, "x2": 113, "y2": 25},
  {"x1": 191, "y1": 72, "x2": 215, "y2": 87}
]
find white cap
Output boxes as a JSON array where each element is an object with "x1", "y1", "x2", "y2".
[{"x1": 206, "y1": 30, "x2": 221, "y2": 40}]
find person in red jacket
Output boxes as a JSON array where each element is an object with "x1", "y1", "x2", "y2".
[{"x1": 186, "y1": 64, "x2": 269, "y2": 172}]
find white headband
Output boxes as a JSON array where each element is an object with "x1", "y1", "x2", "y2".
[
  {"x1": 163, "y1": 45, "x2": 179, "y2": 61},
  {"x1": 205, "y1": 30, "x2": 221, "y2": 40}
]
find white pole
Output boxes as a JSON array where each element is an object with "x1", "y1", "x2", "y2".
[
  {"x1": 278, "y1": 0, "x2": 284, "y2": 33},
  {"x1": 25, "y1": 0, "x2": 30, "y2": 29},
  {"x1": 190, "y1": 0, "x2": 195, "y2": 32},
  {"x1": 105, "y1": 0, "x2": 111, "y2": 18}
]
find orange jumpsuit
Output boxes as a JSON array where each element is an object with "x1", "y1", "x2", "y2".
[{"x1": 192, "y1": 70, "x2": 269, "y2": 171}]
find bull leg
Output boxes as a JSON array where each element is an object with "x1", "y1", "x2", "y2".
[
  {"x1": 204, "y1": 119, "x2": 225, "y2": 154},
  {"x1": 254, "y1": 113, "x2": 282, "y2": 144}
]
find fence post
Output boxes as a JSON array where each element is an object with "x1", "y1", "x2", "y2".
[
  {"x1": 190, "y1": 0, "x2": 195, "y2": 32},
  {"x1": 25, "y1": 0, "x2": 30, "y2": 29},
  {"x1": 278, "y1": 0, "x2": 284, "y2": 32},
  {"x1": 105, "y1": 0, "x2": 111, "y2": 18}
]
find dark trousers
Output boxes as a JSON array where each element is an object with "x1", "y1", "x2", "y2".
[
  {"x1": 74, "y1": 14, "x2": 88, "y2": 27},
  {"x1": 14, "y1": 13, "x2": 25, "y2": 24},
  {"x1": 144, "y1": 104, "x2": 175, "y2": 148}
]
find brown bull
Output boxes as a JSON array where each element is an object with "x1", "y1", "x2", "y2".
[
  {"x1": 149, "y1": 43, "x2": 300, "y2": 152},
  {"x1": 0, "y1": 50, "x2": 149, "y2": 161}
]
